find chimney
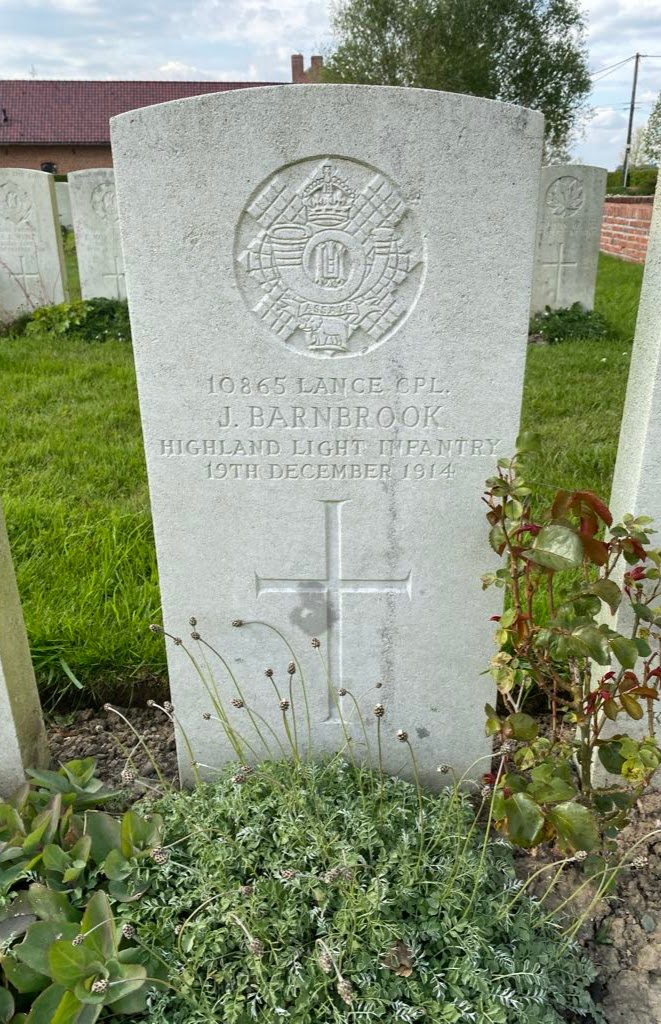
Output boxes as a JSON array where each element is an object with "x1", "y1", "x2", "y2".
[
  {"x1": 309, "y1": 55, "x2": 324, "y2": 81},
  {"x1": 291, "y1": 54, "x2": 305, "y2": 84}
]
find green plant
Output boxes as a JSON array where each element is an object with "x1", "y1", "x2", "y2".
[
  {"x1": 606, "y1": 167, "x2": 657, "y2": 196},
  {"x1": 0, "y1": 759, "x2": 169, "y2": 1021},
  {"x1": 13, "y1": 299, "x2": 131, "y2": 345},
  {"x1": 529, "y1": 303, "x2": 615, "y2": 345},
  {"x1": 126, "y1": 757, "x2": 600, "y2": 1023},
  {"x1": 482, "y1": 434, "x2": 661, "y2": 856}
]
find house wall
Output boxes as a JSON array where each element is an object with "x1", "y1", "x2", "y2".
[{"x1": 0, "y1": 145, "x2": 112, "y2": 173}]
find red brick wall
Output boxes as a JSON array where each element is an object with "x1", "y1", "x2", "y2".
[
  {"x1": 1, "y1": 144, "x2": 112, "y2": 173},
  {"x1": 600, "y1": 195, "x2": 654, "y2": 263}
]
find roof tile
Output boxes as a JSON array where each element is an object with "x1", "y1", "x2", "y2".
[{"x1": 0, "y1": 80, "x2": 281, "y2": 145}]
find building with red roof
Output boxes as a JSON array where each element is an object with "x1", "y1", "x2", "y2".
[{"x1": 0, "y1": 55, "x2": 322, "y2": 173}]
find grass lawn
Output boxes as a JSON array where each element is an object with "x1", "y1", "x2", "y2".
[
  {"x1": 520, "y1": 255, "x2": 644, "y2": 501},
  {"x1": 0, "y1": 253, "x2": 646, "y2": 707}
]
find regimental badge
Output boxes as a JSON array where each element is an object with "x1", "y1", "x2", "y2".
[
  {"x1": 0, "y1": 183, "x2": 32, "y2": 226},
  {"x1": 236, "y1": 157, "x2": 424, "y2": 358},
  {"x1": 545, "y1": 176, "x2": 584, "y2": 218}
]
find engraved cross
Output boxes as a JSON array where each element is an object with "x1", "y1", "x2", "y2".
[
  {"x1": 103, "y1": 257, "x2": 126, "y2": 299},
  {"x1": 256, "y1": 500, "x2": 412, "y2": 720},
  {"x1": 14, "y1": 256, "x2": 40, "y2": 294},
  {"x1": 541, "y1": 242, "x2": 578, "y2": 303}
]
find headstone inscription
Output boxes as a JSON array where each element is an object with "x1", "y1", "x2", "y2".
[
  {"x1": 55, "y1": 181, "x2": 74, "y2": 230},
  {"x1": 0, "y1": 168, "x2": 68, "y2": 323},
  {"x1": 603, "y1": 191, "x2": 661, "y2": 754},
  {"x1": 0, "y1": 502, "x2": 48, "y2": 796},
  {"x1": 111, "y1": 85, "x2": 544, "y2": 785},
  {"x1": 531, "y1": 164, "x2": 607, "y2": 314},
  {"x1": 68, "y1": 169, "x2": 126, "y2": 300}
]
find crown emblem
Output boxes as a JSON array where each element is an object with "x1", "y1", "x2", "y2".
[{"x1": 303, "y1": 164, "x2": 355, "y2": 227}]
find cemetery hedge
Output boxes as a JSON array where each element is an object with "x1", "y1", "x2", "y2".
[{"x1": 0, "y1": 254, "x2": 645, "y2": 707}]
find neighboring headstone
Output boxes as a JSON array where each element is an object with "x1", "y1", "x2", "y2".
[
  {"x1": 603, "y1": 192, "x2": 661, "y2": 755},
  {"x1": 68, "y1": 169, "x2": 126, "y2": 300},
  {"x1": 0, "y1": 502, "x2": 48, "y2": 796},
  {"x1": 0, "y1": 168, "x2": 68, "y2": 322},
  {"x1": 55, "y1": 181, "x2": 73, "y2": 230},
  {"x1": 531, "y1": 164, "x2": 607, "y2": 313},
  {"x1": 111, "y1": 85, "x2": 544, "y2": 785}
]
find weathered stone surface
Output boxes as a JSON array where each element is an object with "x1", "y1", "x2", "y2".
[
  {"x1": 111, "y1": 85, "x2": 543, "y2": 785},
  {"x1": 0, "y1": 502, "x2": 48, "y2": 796},
  {"x1": 604, "y1": 192, "x2": 661, "y2": 763},
  {"x1": 68, "y1": 169, "x2": 125, "y2": 300},
  {"x1": 0, "y1": 168, "x2": 68, "y2": 322},
  {"x1": 531, "y1": 164, "x2": 607, "y2": 313},
  {"x1": 55, "y1": 181, "x2": 73, "y2": 230}
]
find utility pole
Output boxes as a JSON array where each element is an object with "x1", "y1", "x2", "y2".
[{"x1": 622, "y1": 52, "x2": 641, "y2": 188}]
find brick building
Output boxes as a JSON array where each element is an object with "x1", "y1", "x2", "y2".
[{"x1": 0, "y1": 54, "x2": 322, "y2": 173}]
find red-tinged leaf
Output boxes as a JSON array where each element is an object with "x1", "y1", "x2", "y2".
[
  {"x1": 579, "y1": 515, "x2": 599, "y2": 539},
  {"x1": 624, "y1": 539, "x2": 648, "y2": 561},
  {"x1": 552, "y1": 490, "x2": 573, "y2": 520},
  {"x1": 630, "y1": 687, "x2": 659, "y2": 699},
  {"x1": 648, "y1": 668, "x2": 661, "y2": 680},
  {"x1": 573, "y1": 491, "x2": 613, "y2": 527},
  {"x1": 618, "y1": 672, "x2": 639, "y2": 692},
  {"x1": 581, "y1": 536, "x2": 609, "y2": 566}
]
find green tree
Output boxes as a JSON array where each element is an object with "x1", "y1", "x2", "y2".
[
  {"x1": 324, "y1": 0, "x2": 591, "y2": 154},
  {"x1": 643, "y1": 93, "x2": 661, "y2": 163}
]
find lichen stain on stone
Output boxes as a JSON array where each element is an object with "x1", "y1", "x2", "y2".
[{"x1": 416, "y1": 726, "x2": 430, "y2": 739}]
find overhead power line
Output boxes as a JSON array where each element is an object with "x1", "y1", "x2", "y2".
[{"x1": 590, "y1": 55, "x2": 635, "y2": 80}]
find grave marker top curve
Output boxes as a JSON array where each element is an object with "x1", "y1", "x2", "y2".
[{"x1": 111, "y1": 85, "x2": 544, "y2": 785}]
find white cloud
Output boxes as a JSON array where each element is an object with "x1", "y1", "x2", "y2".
[{"x1": 0, "y1": 0, "x2": 659, "y2": 167}]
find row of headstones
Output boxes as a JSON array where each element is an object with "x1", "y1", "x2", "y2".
[
  {"x1": 0, "y1": 87, "x2": 626, "y2": 796},
  {"x1": 1, "y1": 162, "x2": 606, "y2": 327},
  {"x1": 0, "y1": 168, "x2": 126, "y2": 323}
]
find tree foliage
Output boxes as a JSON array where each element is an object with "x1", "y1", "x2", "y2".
[
  {"x1": 643, "y1": 92, "x2": 661, "y2": 164},
  {"x1": 324, "y1": 0, "x2": 591, "y2": 153}
]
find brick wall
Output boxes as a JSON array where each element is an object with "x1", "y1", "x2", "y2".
[
  {"x1": 0, "y1": 144, "x2": 112, "y2": 173},
  {"x1": 600, "y1": 195, "x2": 654, "y2": 263}
]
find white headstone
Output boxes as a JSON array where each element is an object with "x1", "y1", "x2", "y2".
[
  {"x1": 68, "y1": 169, "x2": 126, "y2": 300},
  {"x1": 0, "y1": 168, "x2": 68, "y2": 323},
  {"x1": 111, "y1": 85, "x2": 543, "y2": 785},
  {"x1": 604, "y1": 192, "x2": 661, "y2": 755},
  {"x1": 55, "y1": 181, "x2": 73, "y2": 230},
  {"x1": 531, "y1": 164, "x2": 607, "y2": 313},
  {"x1": 0, "y1": 502, "x2": 48, "y2": 796}
]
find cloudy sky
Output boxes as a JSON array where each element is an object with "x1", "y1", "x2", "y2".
[{"x1": 1, "y1": 0, "x2": 660, "y2": 170}]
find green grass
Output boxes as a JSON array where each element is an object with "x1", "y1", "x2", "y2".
[
  {"x1": 520, "y1": 254, "x2": 644, "y2": 503},
  {"x1": 63, "y1": 229, "x2": 81, "y2": 301},
  {"x1": 0, "y1": 252, "x2": 646, "y2": 707},
  {"x1": 0, "y1": 336, "x2": 163, "y2": 707}
]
